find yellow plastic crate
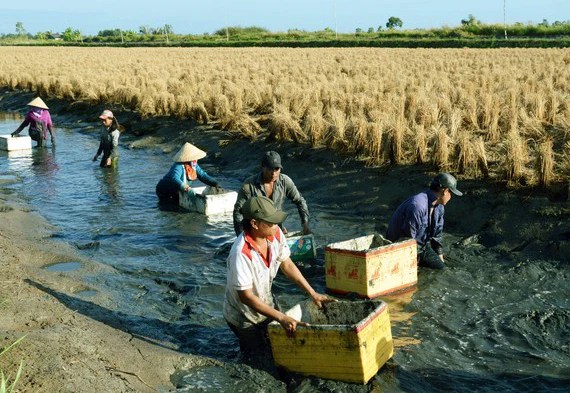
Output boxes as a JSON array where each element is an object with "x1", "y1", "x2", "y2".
[
  {"x1": 325, "y1": 234, "x2": 417, "y2": 298},
  {"x1": 268, "y1": 300, "x2": 393, "y2": 384}
]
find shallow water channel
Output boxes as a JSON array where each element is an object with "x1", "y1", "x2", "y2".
[{"x1": 1, "y1": 114, "x2": 569, "y2": 392}]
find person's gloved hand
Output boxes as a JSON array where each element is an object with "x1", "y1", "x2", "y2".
[
  {"x1": 93, "y1": 154, "x2": 99, "y2": 162},
  {"x1": 10, "y1": 131, "x2": 18, "y2": 137}
]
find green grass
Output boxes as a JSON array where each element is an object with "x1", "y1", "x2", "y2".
[{"x1": 0, "y1": 300, "x2": 26, "y2": 393}]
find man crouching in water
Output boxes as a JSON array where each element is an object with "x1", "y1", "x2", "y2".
[
  {"x1": 386, "y1": 173, "x2": 463, "y2": 270},
  {"x1": 223, "y1": 196, "x2": 333, "y2": 354}
]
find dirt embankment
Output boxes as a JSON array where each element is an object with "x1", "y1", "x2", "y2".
[{"x1": 1, "y1": 88, "x2": 570, "y2": 392}]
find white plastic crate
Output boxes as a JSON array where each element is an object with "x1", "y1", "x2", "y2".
[
  {"x1": 0, "y1": 135, "x2": 32, "y2": 151},
  {"x1": 179, "y1": 186, "x2": 238, "y2": 215}
]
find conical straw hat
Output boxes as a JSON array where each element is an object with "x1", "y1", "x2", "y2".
[
  {"x1": 27, "y1": 97, "x2": 49, "y2": 109},
  {"x1": 173, "y1": 142, "x2": 207, "y2": 162}
]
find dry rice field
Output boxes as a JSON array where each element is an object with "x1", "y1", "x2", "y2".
[{"x1": 1, "y1": 46, "x2": 570, "y2": 186}]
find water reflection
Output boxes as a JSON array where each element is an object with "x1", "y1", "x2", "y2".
[
  {"x1": 5, "y1": 144, "x2": 59, "y2": 184},
  {"x1": 98, "y1": 167, "x2": 121, "y2": 200},
  {"x1": 0, "y1": 112, "x2": 23, "y2": 121},
  {"x1": 43, "y1": 261, "x2": 82, "y2": 272},
  {"x1": 31, "y1": 146, "x2": 59, "y2": 177},
  {"x1": 381, "y1": 287, "x2": 422, "y2": 348},
  {"x1": 6, "y1": 149, "x2": 33, "y2": 171}
]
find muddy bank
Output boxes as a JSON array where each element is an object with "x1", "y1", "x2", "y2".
[{"x1": 1, "y1": 88, "x2": 570, "y2": 392}]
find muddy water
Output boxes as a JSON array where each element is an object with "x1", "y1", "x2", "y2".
[{"x1": 1, "y1": 115, "x2": 568, "y2": 392}]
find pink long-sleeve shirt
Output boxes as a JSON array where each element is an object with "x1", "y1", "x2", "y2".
[{"x1": 17, "y1": 109, "x2": 53, "y2": 139}]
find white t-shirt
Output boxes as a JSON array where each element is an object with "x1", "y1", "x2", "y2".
[{"x1": 223, "y1": 228, "x2": 291, "y2": 328}]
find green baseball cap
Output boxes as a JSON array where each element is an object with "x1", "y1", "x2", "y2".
[{"x1": 242, "y1": 196, "x2": 288, "y2": 224}]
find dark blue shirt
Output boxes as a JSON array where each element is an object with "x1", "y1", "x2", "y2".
[{"x1": 386, "y1": 190, "x2": 444, "y2": 255}]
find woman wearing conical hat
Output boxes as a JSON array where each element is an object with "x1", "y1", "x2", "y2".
[
  {"x1": 11, "y1": 97, "x2": 55, "y2": 148},
  {"x1": 155, "y1": 142, "x2": 219, "y2": 204}
]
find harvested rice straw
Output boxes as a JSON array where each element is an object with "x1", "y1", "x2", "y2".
[{"x1": 536, "y1": 137, "x2": 554, "y2": 188}]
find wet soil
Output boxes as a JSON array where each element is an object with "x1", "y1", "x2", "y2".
[{"x1": 305, "y1": 300, "x2": 380, "y2": 326}]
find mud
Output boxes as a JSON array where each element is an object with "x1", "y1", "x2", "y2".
[
  {"x1": 203, "y1": 186, "x2": 230, "y2": 195},
  {"x1": 305, "y1": 300, "x2": 380, "y2": 326}
]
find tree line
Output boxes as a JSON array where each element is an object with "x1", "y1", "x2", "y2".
[{"x1": 3, "y1": 17, "x2": 570, "y2": 44}]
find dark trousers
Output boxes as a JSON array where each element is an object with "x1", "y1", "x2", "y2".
[
  {"x1": 227, "y1": 320, "x2": 271, "y2": 355},
  {"x1": 418, "y1": 246, "x2": 446, "y2": 269},
  {"x1": 29, "y1": 130, "x2": 45, "y2": 147},
  {"x1": 156, "y1": 179, "x2": 179, "y2": 204}
]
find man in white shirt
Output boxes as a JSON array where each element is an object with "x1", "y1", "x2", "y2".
[{"x1": 223, "y1": 195, "x2": 332, "y2": 353}]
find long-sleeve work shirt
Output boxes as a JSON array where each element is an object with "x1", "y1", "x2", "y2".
[
  {"x1": 15, "y1": 109, "x2": 53, "y2": 139},
  {"x1": 96, "y1": 127, "x2": 120, "y2": 159},
  {"x1": 233, "y1": 172, "x2": 309, "y2": 235},
  {"x1": 385, "y1": 190, "x2": 444, "y2": 255},
  {"x1": 159, "y1": 162, "x2": 216, "y2": 194}
]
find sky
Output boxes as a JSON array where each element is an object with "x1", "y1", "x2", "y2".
[{"x1": 0, "y1": 1, "x2": 568, "y2": 36}]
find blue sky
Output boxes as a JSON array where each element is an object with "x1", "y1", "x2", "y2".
[{"x1": 0, "y1": 1, "x2": 567, "y2": 35}]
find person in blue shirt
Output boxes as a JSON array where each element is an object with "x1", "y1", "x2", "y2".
[
  {"x1": 386, "y1": 173, "x2": 462, "y2": 270},
  {"x1": 156, "y1": 142, "x2": 218, "y2": 204}
]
